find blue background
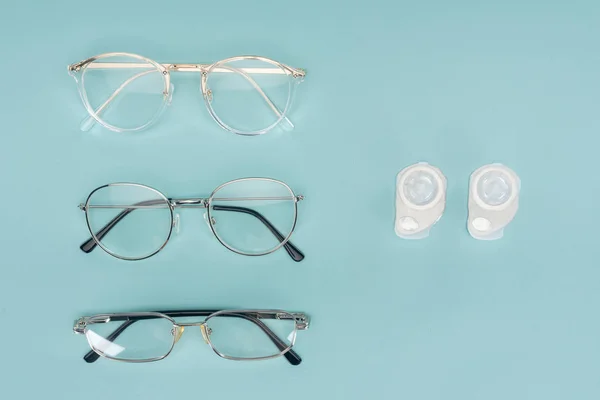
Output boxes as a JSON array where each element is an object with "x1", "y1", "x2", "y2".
[{"x1": 1, "y1": 0, "x2": 599, "y2": 398}]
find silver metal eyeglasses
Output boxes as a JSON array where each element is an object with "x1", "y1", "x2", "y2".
[
  {"x1": 67, "y1": 52, "x2": 306, "y2": 135},
  {"x1": 74, "y1": 309, "x2": 310, "y2": 364},
  {"x1": 79, "y1": 178, "x2": 305, "y2": 261}
]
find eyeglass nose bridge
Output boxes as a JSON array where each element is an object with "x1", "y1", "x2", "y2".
[
  {"x1": 167, "y1": 64, "x2": 206, "y2": 72},
  {"x1": 170, "y1": 198, "x2": 209, "y2": 208},
  {"x1": 173, "y1": 322, "x2": 212, "y2": 344}
]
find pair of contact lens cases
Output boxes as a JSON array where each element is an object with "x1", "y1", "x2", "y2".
[{"x1": 395, "y1": 162, "x2": 520, "y2": 240}]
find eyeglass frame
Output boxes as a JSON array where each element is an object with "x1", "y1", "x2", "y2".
[
  {"x1": 67, "y1": 52, "x2": 307, "y2": 136},
  {"x1": 73, "y1": 309, "x2": 310, "y2": 365},
  {"x1": 79, "y1": 177, "x2": 305, "y2": 262}
]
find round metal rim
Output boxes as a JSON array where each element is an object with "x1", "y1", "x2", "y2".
[
  {"x1": 204, "y1": 309, "x2": 296, "y2": 361},
  {"x1": 79, "y1": 52, "x2": 169, "y2": 133},
  {"x1": 85, "y1": 312, "x2": 177, "y2": 363},
  {"x1": 205, "y1": 177, "x2": 299, "y2": 258},
  {"x1": 202, "y1": 56, "x2": 294, "y2": 136},
  {"x1": 84, "y1": 182, "x2": 174, "y2": 261}
]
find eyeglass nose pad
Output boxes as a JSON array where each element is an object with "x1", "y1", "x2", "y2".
[
  {"x1": 202, "y1": 212, "x2": 216, "y2": 229},
  {"x1": 203, "y1": 88, "x2": 213, "y2": 103},
  {"x1": 172, "y1": 326, "x2": 185, "y2": 343},
  {"x1": 199, "y1": 324, "x2": 211, "y2": 344},
  {"x1": 200, "y1": 75, "x2": 212, "y2": 103},
  {"x1": 172, "y1": 213, "x2": 181, "y2": 235},
  {"x1": 167, "y1": 83, "x2": 175, "y2": 105}
]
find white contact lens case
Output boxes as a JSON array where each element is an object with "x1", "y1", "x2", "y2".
[
  {"x1": 468, "y1": 163, "x2": 520, "y2": 240},
  {"x1": 395, "y1": 162, "x2": 447, "y2": 239}
]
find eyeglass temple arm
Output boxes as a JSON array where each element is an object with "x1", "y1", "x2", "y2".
[
  {"x1": 80, "y1": 200, "x2": 304, "y2": 262},
  {"x1": 212, "y1": 205, "x2": 304, "y2": 261},
  {"x1": 163, "y1": 311, "x2": 302, "y2": 365},
  {"x1": 213, "y1": 64, "x2": 293, "y2": 129},
  {"x1": 80, "y1": 65, "x2": 293, "y2": 132},
  {"x1": 83, "y1": 319, "x2": 135, "y2": 363},
  {"x1": 80, "y1": 69, "x2": 158, "y2": 131},
  {"x1": 83, "y1": 310, "x2": 302, "y2": 365}
]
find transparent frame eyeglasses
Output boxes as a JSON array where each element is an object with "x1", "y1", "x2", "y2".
[
  {"x1": 79, "y1": 177, "x2": 305, "y2": 262},
  {"x1": 74, "y1": 309, "x2": 310, "y2": 365},
  {"x1": 67, "y1": 52, "x2": 306, "y2": 135}
]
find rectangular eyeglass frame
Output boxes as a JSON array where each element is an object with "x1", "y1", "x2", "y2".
[{"x1": 74, "y1": 309, "x2": 310, "y2": 365}]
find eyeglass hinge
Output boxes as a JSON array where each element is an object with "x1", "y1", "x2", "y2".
[
  {"x1": 78, "y1": 203, "x2": 86, "y2": 211},
  {"x1": 295, "y1": 194, "x2": 304, "y2": 202},
  {"x1": 68, "y1": 61, "x2": 86, "y2": 73},
  {"x1": 74, "y1": 315, "x2": 111, "y2": 333},
  {"x1": 288, "y1": 313, "x2": 310, "y2": 330},
  {"x1": 292, "y1": 68, "x2": 306, "y2": 79},
  {"x1": 73, "y1": 318, "x2": 87, "y2": 334}
]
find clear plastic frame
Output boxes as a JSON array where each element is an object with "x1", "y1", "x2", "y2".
[{"x1": 68, "y1": 53, "x2": 306, "y2": 136}]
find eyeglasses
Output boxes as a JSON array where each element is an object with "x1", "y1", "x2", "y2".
[
  {"x1": 67, "y1": 53, "x2": 306, "y2": 135},
  {"x1": 74, "y1": 309, "x2": 309, "y2": 364},
  {"x1": 79, "y1": 178, "x2": 305, "y2": 261}
]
